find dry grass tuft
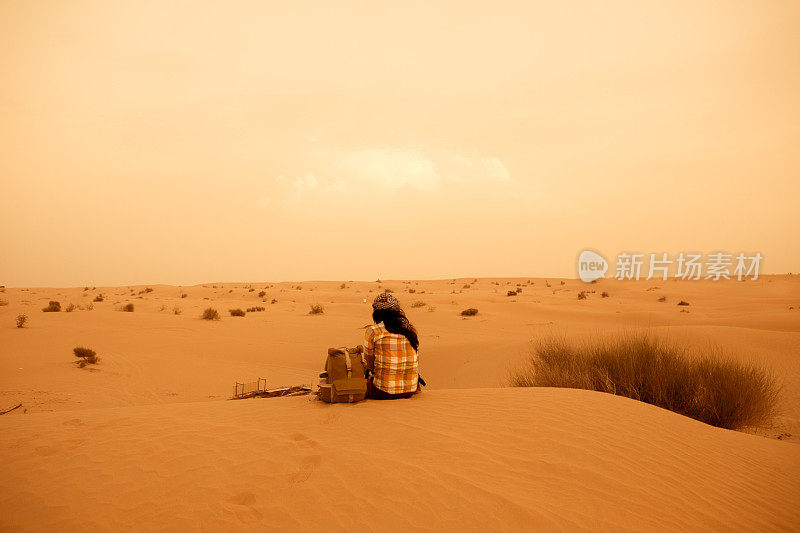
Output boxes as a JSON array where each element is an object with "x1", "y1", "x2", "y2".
[
  {"x1": 677, "y1": 300, "x2": 690, "y2": 306},
  {"x1": 577, "y1": 291, "x2": 588, "y2": 300},
  {"x1": 16, "y1": 314, "x2": 27, "y2": 328},
  {"x1": 308, "y1": 304, "x2": 325, "y2": 315},
  {"x1": 73, "y1": 346, "x2": 99, "y2": 367},
  {"x1": 410, "y1": 300, "x2": 426, "y2": 308},
  {"x1": 120, "y1": 303, "x2": 134, "y2": 312},
  {"x1": 42, "y1": 301, "x2": 61, "y2": 312},
  {"x1": 201, "y1": 308, "x2": 220, "y2": 320},
  {"x1": 460, "y1": 308, "x2": 479, "y2": 316},
  {"x1": 229, "y1": 308, "x2": 246, "y2": 317},
  {"x1": 509, "y1": 334, "x2": 780, "y2": 431},
  {"x1": 65, "y1": 303, "x2": 77, "y2": 312}
]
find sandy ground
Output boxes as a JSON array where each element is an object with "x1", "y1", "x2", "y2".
[{"x1": 1, "y1": 276, "x2": 799, "y2": 530}]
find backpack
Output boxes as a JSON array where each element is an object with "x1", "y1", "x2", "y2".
[{"x1": 318, "y1": 347, "x2": 367, "y2": 403}]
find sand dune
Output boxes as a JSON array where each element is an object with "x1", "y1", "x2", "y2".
[
  {"x1": 1, "y1": 388, "x2": 798, "y2": 531},
  {"x1": 1, "y1": 277, "x2": 799, "y2": 529}
]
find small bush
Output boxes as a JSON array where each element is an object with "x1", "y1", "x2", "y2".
[
  {"x1": 120, "y1": 303, "x2": 134, "y2": 312},
  {"x1": 16, "y1": 314, "x2": 27, "y2": 328},
  {"x1": 408, "y1": 288, "x2": 416, "y2": 294},
  {"x1": 94, "y1": 294, "x2": 104, "y2": 302},
  {"x1": 507, "y1": 290, "x2": 517, "y2": 297},
  {"x1": 66, "y1": 303, "x2": 77, "y2": 312},
  {"x1": 248, "y1": 288, "x2": 255, "y2": 292},
  {"x1": 410, "y1": 301, "x2": 426, "y2": 308},
  {"x1": 677, "y1": 300, "x2": 690, "y2": 306},
  {"x1": 246, "y1": 306, "x2": 265, "y2": 312},
  {"x1": 658, "y1": 296, "x2": 667, "y2": 302},
  {"x1": 144, "y1": 287, "x2": 153, "y2": 293},
  {"x1": 229, "y1": 308, "x2": 246, "y2": 317},
  {"x1": 181, "y1": 293, "x2": 188, "y2": 298},
  {"x1": 42, "y1": 301, "x2": 61, "y2": 312},
  {"x1": 173, "y1": 306, "x2": 182, "y2": 315},
  {"x1": 577, "y1": 291, "x2": 587, "y2": 300},
  {"x1": 73, "y1": 346, "x2": 99, "y2": 367},
  {"x1": 460, "y1": 308, "x2": 479, "y2": 316},
  {"x1": 601, "y1": 292, "x2": 610, "y2": 298},
  {"x1": 271, "y1": 299, "x2": 278, "y2": 304},
  {"x1": 509, "y1": 335, "x2": 779, "y2": 431},
  {"x1": 309, "y1": 304, "x2": 324, "y2": 315},
  {"x1": 258, "y1": 290, "x2": 267, "y2": 297},
  {"x1": 463, "y1": 284, "x2": 471, "y2": 289},
  {"x1": 201, "y1": 308, "x2": 220, "y2": 320}
]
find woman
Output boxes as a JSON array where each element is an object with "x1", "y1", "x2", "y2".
[{"x1": 363, "y1": 292, "x2": 421, "y2": 399}]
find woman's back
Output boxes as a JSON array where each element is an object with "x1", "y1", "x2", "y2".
[{"x1": 364, "y1": 322, "x2": 419, "y2": 395}]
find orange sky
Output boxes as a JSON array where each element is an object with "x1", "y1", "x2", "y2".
[{"x1": 1, "y1": 1, "x2": 798, "y2": 286}]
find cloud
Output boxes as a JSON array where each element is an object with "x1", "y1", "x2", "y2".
[{"x1": 265, "y1": 148, "x2": 514, "y2": 206}]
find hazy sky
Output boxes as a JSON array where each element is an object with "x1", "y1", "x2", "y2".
[{"x1": 1, "y1": 1, "x2": 798, "y2": 286}]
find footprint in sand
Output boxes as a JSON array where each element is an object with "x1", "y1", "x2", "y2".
[
  {"x1": 225, "y1": 492, "x2": 262, "y2": 523},
  {"x1": 288, "y1": 433, "x2": 318, "y2": 449},
  {"x1": 289, "y1": 455, "x2": 322, "y2": 484}
]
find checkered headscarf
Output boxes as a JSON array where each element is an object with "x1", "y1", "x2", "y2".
[{"x1": 372, "y1": 292, "x2": 402, "y2": 312}]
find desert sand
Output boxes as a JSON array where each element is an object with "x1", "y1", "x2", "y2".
[{"x1": 1, "y1": 276, "x2": 799, "y2": 530}]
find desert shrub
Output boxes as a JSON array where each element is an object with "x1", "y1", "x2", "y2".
[
  {"x1": 463, "y1": 284, "x2": 471, "y2": 289},
  {"x1": 507, "y1": 290, "x2": 517, "y2": 297},
  {"x1": 410, "y1": 300, "x2": 426, "y2": 308},
  {"x1": 229, "y1": 308, "x2": 246, "y2": 317},
  {"x1": 0, "y1": 299, "x2": 8, "y2": 306},
  {"x1": 120, "y1": 303, "x2": 134, "y2": 312},
  {"x1": 601, "y1": 292, "x2": 610, "y2": 298},
  {"x1": 42, "y1": 301, "x2": 61, "y2": 312},
  {"x1": 94, "y1": 294, "x2": 104, "y2": 302},
  {"x1": 16, "y1": 314, "x2": 27, "y2": 328},
  {"x1": 560, "y1": 280, "x2": 566, "y2": 285},
  {"x1": 173, "y1": 306, "x2": 182, "y2": 315},
  {"x1": 248, "y1": 288, "x2": 255, "y2": 292},
  {"x1": 658, "y1": 296, "x2": 667, "y2": 302},
  {"x1": 508, "y1": 334, "x2": 779, "y2": 431},
  {"x1": 66, "y1": 303, "x2": 77, "y2": 312},
  {"x1": 73, "y1": 346, "x2": 98, "y2": 367},
  {"x1": 677, "y1": 300, "x2": 690, "y2": 306},
  {"x1": 408, "y1": 288, "x2": 416, "y2": 294},
  {"x1": 271, "y1": 299, "x2": 278, "y2": 304},
  {"x1": 144, "y1": 287, "x2": 153, "y2": 293},
  {"x1": 258, "y1": 290, "x2": 266, "y2": 297},
  {"x1": 181, "y1": 293, "x2": 188, "y2": 298},
  {"x1": 577, "y1": 291, "x2": 587, "y2": 300},
  {"x1": 460, "y1": 308, "x2": 479, "y2": 316},
  {"x1": 201, "y1": 308, "x2": 220, "y2": 320},
  {"x1": 309, "y1": 304, "x2": 324, "y2": 315}
]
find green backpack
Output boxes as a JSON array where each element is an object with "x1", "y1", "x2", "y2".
[{"x1": 318, "y1": 347, "x2": 367, "y2": 403}]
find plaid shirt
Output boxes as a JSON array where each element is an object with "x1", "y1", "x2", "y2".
[{"x1": 363, "y1": 323, "x2": 419, "y2": 395}]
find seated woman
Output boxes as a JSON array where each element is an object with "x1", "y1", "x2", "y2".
[{"x1": 363, "y1": 292, "x2": 420, "y2": 400}]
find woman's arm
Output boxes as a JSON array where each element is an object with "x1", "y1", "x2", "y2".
[{"x1": 363, "y1": 326, "x2": 375, "y2": 371}]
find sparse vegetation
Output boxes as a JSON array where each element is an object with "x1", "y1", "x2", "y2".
[
  {"x1": 172, "y1": 306, "x2": 182, "y2": 315},
  {"x1": 463, "y1": 284, "x2": 471, "y2": 289},
  {"x1": 229, "y1": 308, "x2": 246, "y2": 317},
  {"x1": 16, "y1": 314, "x2": 27, "y2": 328},
  {"x1": 65, "y1": 303, "x2": 77, "y2": 312},
  {"x1": 509, "y1": 334, "x2": 779, "y2": 431},
  {"x1": 120, "y1": 303, "x2": 134, "y2": 312},
  {"x1": 677, "y1": 300, "x2": 690, "y2": 306},
  {"x1": 577, "y1": 291, "x2": 587, "y2": 300},
  {"x1": 270, "y1": 299, "x2": 278, "y2": 304},
  {"x1": 658, "y1": 296, "x2": 667, "y2": 302},
  {"x1": 601, "y1": 292, "x2": 609, "y2": 298},
  {"x1": 258, "y1": 290, "x2": 267, "y2": 297},
  {"x1": 42, "y1": 301, "x2": 61, "y2": 312},
  {"x1": 308, "y1": 304, "x2": 325, "y2": 315},
  {"x1": 73, "y1": 346, "x2": 99, "y2": 368},
  {"x1": 180, "y1": 293, "x2": 188, "y2": 298},
  {"x1": 248, "y1": 288, "x2": 255, "y2": 292},
  {"x1": 201, "y1": 308, "x2": 220, "y2": 320},
  {"x1": 507, "y1": 290, "x2": 517, "y2": 297},
  {"x1": 411, "y1": 301, "x2": 426, "y2": 308},
  {"x1": 460, "y1": 308, "x2": 479, "y2": 316},
  {"x1": 246, "y1": 306, "x2": 265, "y2": 312},
  {"x1": 94, "y1": 294, "x2": 104, "y2": 302}
]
